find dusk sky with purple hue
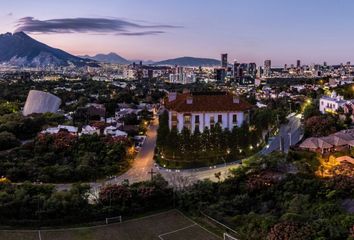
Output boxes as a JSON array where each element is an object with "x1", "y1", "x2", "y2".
[{"x1": 2, "y1": 0, "x2": 354, "y2": 65}]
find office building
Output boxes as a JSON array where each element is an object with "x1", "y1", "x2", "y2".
[{"x1": 221, "y1": 53, "x2": 228, "y2": 68}]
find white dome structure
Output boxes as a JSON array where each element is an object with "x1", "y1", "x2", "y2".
[{"x1": 23, "y1": 90, "x2": 61, "y2": 116}]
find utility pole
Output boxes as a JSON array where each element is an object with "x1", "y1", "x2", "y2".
[{"x1": 148, "y1": 168, "x2": 156, "y2": 180}]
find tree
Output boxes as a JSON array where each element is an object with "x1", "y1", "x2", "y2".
[
  {"x1": 99, "y1": 184, "x2": 132, "y2": 207},
  {"x1": 180, "y1": 127, "x2": 192, "y2": 155},
  {"x1": 0, "y1": 131, "x2": 20, "y2": 151},
  {"x1": 303, "y1": 102, "x2": 321, "y2": 120},
  {"x1": 304, "y1": 115, "x2": 339, "y2": 137},
  {"x1": 122, "y1": 113, "x2": 139, "y2": 125},
  {"x1": 268, "y1": 222, "x2": 314, "y2": 240}
]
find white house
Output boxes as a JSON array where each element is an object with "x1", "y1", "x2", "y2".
[
  {"x1": 80, "y1": 125, "x2": 100, "y2": 136},
  {"x1": 115, "y1": 108, "x2": 142, "y2": 120},
  {"x1": 104, "y1": 126, "x2": 128, "y2": 137},
  {"x1": 165, "y1": 92, "x2": 252, "y2": 133},
  {"x1": 319, "y1": 91, "x2": 347, "y2": 114},
  {"x1": 42, "y1": 125, "x2": 78, "y2": 135}
]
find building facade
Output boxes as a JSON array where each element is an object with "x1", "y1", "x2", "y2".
[
  {"x1": 23, "y1": 90, "x2": 61, "y2": 116},
  {"x1": 221, "y1": 53, "x2": 228, "y2": 69},
  {"x1": 169, "y1": 66, "x2": 196, "y2": 84},
  {"x1": 165, "y1": 92, "x2": 252, "y2": 132},
  {"x1": 319, "y1": 91, "x2": 347, "y2": 114},
  {"x1": 264, "y1": 59, "x2": 272, "y2": 77}
]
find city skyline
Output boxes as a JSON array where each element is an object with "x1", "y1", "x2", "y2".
[{"x1": 2, "y1": 0, "x2": 354, "y2": 65}]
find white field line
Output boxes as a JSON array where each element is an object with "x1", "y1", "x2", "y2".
[
  {"x1": 43, "y1": 209, "x2": 176, "y2": 232},
  {"x1": 38, "y1": 230, "x2": 42, "y2": 240},
  {"x1": 200, "y1": 212, "x2": 239, "y2": 236},
  {"x1": 158, "y1": 224, "x2": 196, "y2": 240},
  {"x1": 176, "y1": 210, "x2": 222, "y2": 239},
  {"x1": 0, "y1": 209, "x2": 177, "y2": 233}
]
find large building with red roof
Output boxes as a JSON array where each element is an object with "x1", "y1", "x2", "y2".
[{"x1": 165, "y1": 91, "x2": 252, "y2": 132}]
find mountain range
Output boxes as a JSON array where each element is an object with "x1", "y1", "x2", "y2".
[
  {"x1": 153, "y1": 56, "x2": 220, "y2": 67},
  {"x1": 81, "y1": 54, "x2": 220, "y2": 67},
  {"x1": 79, "y1": 52, "x2": 130, "y2": 65},
  {"x1": 0, "y1": 32, "x2": 221, "y2": 67},
  {"x1": 0, "y1": 32, "x2": 95, "y2": 67}
]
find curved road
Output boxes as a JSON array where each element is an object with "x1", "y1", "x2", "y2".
[
  {"x1": 104, "y1": 113, "x2": 303, "y2": 185},
  {"x1": 56, "y1": 113, "x2": 303, "y2": 192},
  {"x1": 107, "y1": 118, "x2": 159, "y2": 184}
]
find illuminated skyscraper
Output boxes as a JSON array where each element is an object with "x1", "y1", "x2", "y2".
[
  {"x1": 221, "y1": 53, "x2": 228, "y2": 68},
  {"x1": 264, "y1": 59, "x2": 271, "y2": 77},
  {"x1": 296, "y1": 60, "x2": 301, "y2": 68},
  {"x1": 233, "y1": 60, "x2": 241, "y2": 79}
]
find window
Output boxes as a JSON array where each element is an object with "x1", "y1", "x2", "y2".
[
  {"x1": 232, "y1": 114, "x2": 237, "y2": 124},
  {"x1": 172, "y1": 112, "x2": 177, "y2": 121},
  {"x1": 171, "y1": 112, "x2": 177, "y2": 128},
  {"x1": 210, "y1": 116, "x2": 215, "y2": 128},
  {"x1": 194, "y1": 115, "x2": 200, "y2": 132},
  {"x1": 184, "y1": 115, "x2": 191, "y2": 123},
  {"x1": 183, "y1": 114, "x2": 191, "y2": 130},
  {"x1": 218, "y1": 115, "x2": 222, "y2": 123}
]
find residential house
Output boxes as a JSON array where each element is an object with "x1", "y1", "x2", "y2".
[{"x1": 164, "y1": 91, "x2": 253, "y2": 133}]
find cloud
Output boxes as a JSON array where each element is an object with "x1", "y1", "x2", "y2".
[
  {"x1": 15, "y1": 17, "x2": 181, "y2": 36},
  {"x1": 117, "y1": 31, "x2": 165, "y2": 36},
  {"x1": 7, "y1": 12, "x2": 13, "y2": 17}
]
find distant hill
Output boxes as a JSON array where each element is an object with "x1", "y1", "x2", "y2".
[
  {"x1": 130, "y1": 59, "x2": 155, "y2": 65},
  {"x1": 0, "y1": 32, "x2": 95, "y2": 67},
  {"x1": 81, "y1": 52, "x2": 130, "y2": 64},
  {"x1": 154, "y1": 56, "x2": 221, "y2": 67}
]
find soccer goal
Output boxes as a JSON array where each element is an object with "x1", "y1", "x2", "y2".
[
  {"x1": 105, "y1": 216, "x2": 122, "y2": 224},
  {"x1": 223, "y1": 232, "x2": 238, "y2": 240}
]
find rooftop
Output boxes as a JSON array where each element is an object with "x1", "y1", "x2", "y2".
[{"x1": 165, "y1": 92, "x2": 253, "y2": 112}]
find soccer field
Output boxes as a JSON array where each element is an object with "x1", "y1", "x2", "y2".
[{"x1": 0, "y1": 210, "x2": 221, "y2": 240}]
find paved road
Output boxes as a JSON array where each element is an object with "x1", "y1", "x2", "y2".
[
  {"x1": 157, "y1": 113, "x2": 303, "y2": 183},
  {"x1": 106, "y1": 117, "x2": 158, "y2": 184},
  {"x1": 56, "y1": 118, "x2": 159, "y2": 192},
  {"x1": 261, "y1": 113, "x2": 303, "y2": 155},
  {"x1": 56, "y1": 113, "x2": 304, "y2": 192}
]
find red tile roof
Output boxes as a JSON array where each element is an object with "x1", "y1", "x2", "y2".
[{"x1": 165, "y1": 92, "x2": 253, "y2": 112}]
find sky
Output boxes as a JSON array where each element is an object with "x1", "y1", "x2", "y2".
[{"x1": 1, "y1": 0, "x2": 354, "y2": 65}]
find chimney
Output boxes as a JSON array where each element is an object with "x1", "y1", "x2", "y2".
[
  {"x1": 168, "y1": 92, "x2": 177, "y2": 102},
  {"x1": 186, "y1": 96, "x2": 193, "y2": 104},
  {"x1": 233, "y1": 96, "x2": 240, "y2": 104}
]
